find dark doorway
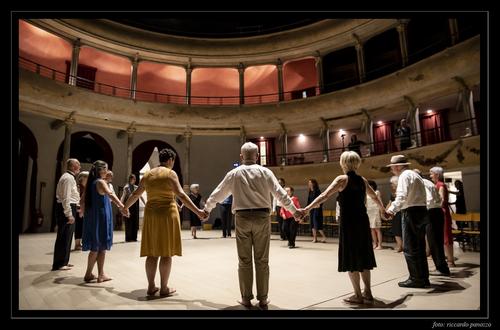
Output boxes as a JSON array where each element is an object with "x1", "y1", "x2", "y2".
[
  {"x1": 18, "y1": 122, "x2": 38, "y2": 233},
  {"x1": 65, "y1": 61, "x2": 97, "y2": 91}
]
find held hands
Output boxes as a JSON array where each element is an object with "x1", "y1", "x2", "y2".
[
  {"x1": 120, "y1": 207, "x2": 130, "y2": 218},
  {"x1": 293, "y1": 209, "x2": 307, "y2": 222},
  {"x1": 198, "y1": 209, "x2": 210, "y2": 221},
  {"x1": 67, "y1": 215, "x2": 75, "y2": 224}
]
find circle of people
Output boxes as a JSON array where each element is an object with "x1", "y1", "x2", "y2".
[{"x1": 51, "y1": 142, "x2": 462, "y2": 308}]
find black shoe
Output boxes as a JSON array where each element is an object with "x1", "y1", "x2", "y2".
[
  {"x1": 289, "y1": 245, "x2": 295, "y2": 249},
  {"x1": 398, "y1": 279, "x2": 427, "y2": 288}
]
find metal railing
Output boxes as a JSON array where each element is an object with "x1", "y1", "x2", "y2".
[{"x1": 273, "y1": 118, "x2": 479, "y2": 166}]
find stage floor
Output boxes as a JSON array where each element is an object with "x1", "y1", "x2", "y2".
[{"x1": 18, "y1": 230, "x2": 480, "y2": 310}]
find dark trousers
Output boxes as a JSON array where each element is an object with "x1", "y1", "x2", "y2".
[
  {"x1": 401, "y1": 206, "x2": 430, "y2": 283},
  {"x1": 74, "y1": 209, "x2": 83, "y2": 240},
  {"x1": 283, "y1": 218, "x2": 298, "y2": 247},
  {"x1": 52, "y1": 203, "x2": 76, "y2": 270},
  {"x1": 221, "y1": 204, "x2": 233, "y2": 237},
  {"x1": 276, "y1": 206, "x2": 286, "y2": 240},
  {"x1": 125, "y1": 203, "x2": 139, "y2": 241},
  {"x1": 426, "y1": 208, "x2": 450, "y2": 273}
]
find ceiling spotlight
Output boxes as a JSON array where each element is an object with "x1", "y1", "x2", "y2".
[
  {"x1": 298, "y1": 134, "x2": 306, "y2": 142},
  {"x1": 427, "y1": 109, "x2": 433, "y2": 114},
  {"x1": 377, "y1": 121, "x2": 383, "y2": 125},
  {"x1": 260, "y1": 136, "x2": 264, "y2": 139}
]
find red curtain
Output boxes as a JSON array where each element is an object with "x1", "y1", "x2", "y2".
[
  {"x1": 249, "y1": 139, "x2": 275, "y2": 166},
  {"x1": 373, "y1": 122, "x2": 395, "y2": 155},
  {"x1": 419, "y1": 110, "x2": 450, "y2": 146}
]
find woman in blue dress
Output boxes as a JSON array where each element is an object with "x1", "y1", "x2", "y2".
[
  {"x1": 307, "y1": 179, "x2": 327, "y2": 243},
  {"x1": 81, "y1": 160, "x2": 124, "y2": 283}
]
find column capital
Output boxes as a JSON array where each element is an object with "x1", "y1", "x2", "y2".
[
  {"x1": 64, "y1": 111, "x2": 76, "y2": 126},
  {"x1": 276, "y1": 58, "x2": 283, "y2": 69},
  {"x1": 352, "y1": 33, "x2": 363, "y2": 47},
  {"x1": 73, "y1": 38, "x2": 81, "y2": 48},
  {"x1": 452, "y1": 76, "x2": 470, "y2": 91},
  {"x1": 238, "y1": 62, "x2": 245, "y2": 72},
  {"x1": 132, "y1": 53, "x2": 140, "y2": 64},
  {"x1": 183, "y1": 128, "x2": 193, "y2": 139}
]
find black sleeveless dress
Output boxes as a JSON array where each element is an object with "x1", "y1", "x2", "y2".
[{"x1": 337, "y1": 171, "x2": 377, "y2": 272}]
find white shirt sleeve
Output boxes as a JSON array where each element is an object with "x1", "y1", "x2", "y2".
[
  {"x1": 60, "y1": 176, "x2": 73, "y2": 218},
  {"x1": 204, "y1": 171, "x2": 234, "y2": 213},
  {"x1": 267, "y1": 173, "x2": 297, "y2": 214},
  {"x1": 388, "y1": 173, "x2": 409, "y2": 214}
]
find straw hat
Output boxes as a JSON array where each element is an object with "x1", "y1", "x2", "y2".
[{"x1": 386, "y1": 155, "x2": 411, "y2": 167}]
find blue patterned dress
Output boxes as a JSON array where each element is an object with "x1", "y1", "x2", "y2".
[{"x1": 82, "y1": 179, "x2": 113, "y2": 251}]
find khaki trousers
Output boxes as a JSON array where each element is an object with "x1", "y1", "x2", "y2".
[{"x1": 235, "y1": 211, "x2": 271, "y2": 301}]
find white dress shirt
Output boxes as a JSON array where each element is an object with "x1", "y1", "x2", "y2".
[
  {"x1": 422, "y1": 178, "x2": 442, "y2": 209},
  {"x1": 388, "y1": 169, "x2": 427, "y2": 214},
  {"x1": 204, "y1": 163, "x2": 297, "y2": 215},
  {"x1": 56, "y1": 171, "x2": 80, "y2": 217}
]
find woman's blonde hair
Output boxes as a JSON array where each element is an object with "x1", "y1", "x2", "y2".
[{"x1": 339, "y1": 151, "x2": 361, "y2": 173}]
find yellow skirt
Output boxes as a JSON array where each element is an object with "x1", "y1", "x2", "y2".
[{"x1": 140, "y1": 201, "x2": 182, "y2": 257}]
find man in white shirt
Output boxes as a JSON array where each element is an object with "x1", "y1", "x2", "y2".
[
  {"x1": 52, "y1": 158, "x2": 81, "y2": 271},
  {"x1": 203, "y1": 142, "x2": 304, "y2": 309},
  {"x1": 386, "y1": 155, "x2": 430, "y2": 288},
  {"x1": 272, "y1": 177, "x2": 287, "y2": 240},
  {"x1": 414, "y1": 169, "x2": 450, "y2": 276}
]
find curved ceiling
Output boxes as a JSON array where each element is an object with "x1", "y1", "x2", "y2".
[{"x1": 109, "y1": 18, "x2": 325, "y2": 38}]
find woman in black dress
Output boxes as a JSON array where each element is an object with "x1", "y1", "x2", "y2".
[
  {"x1": 301, "y1": 151, "x2": 387, "y2": 304},
  {"x1": 450, "y1": 180, "x2": 467, "y2": 214},
  {"x1": 187, "y1": 184, "x2": 202, "y2": 239},
  {"x1": 307, "y1": 179, "x2": 327, "y2": 243}
]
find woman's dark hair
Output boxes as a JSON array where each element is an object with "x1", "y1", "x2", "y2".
[
  {"x1": 286, "y1": 186, "x2": 294, "y2": 193},
  {"x1": 309, "y1": 178, "x2": 320, "y2": 192},
  {"x1": 85, "y1": 160, "x2": 108, "y2": 210},
  {"x1": 368, "y1": 180, "x2": 377, "y2": 191},
  {"x1": 159, "y1": 148, "x2": 176, "y2": 163},
  {"x1": 454, "y1": 180, "x2": 463, "y2": 190},
  {"x1": 129, "y1": 174, "x2": 136, "y2": 181}
]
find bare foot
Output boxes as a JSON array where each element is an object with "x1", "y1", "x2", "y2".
[
  {"x1": 97, "y1": 275, "x2": 112, "y2": 283},
  {"x1": 320, "y1": 239, "x2": 327, "y2": 243},
  {"x1": 160, "y1": 287, "x2": 176, "y2": 296},
  {"x1": 84, "y1": 274, "x2": 97, "y2": 283},
  {"x1": 343, "y1": 295, "x2": 364, "y2": 304},
  {"x1": 375, "y1": 246, "x2": 383, "y2": 250},
  {"x1": 147, "y1": 286, "x2": 160, "y2": 296},
  {"x1": 311, "y1": 239, "x2": 317, "y2": 243}
]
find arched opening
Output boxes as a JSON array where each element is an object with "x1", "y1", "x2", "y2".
[
  {"x1": 283, "y1": 58, "x2": 317, "y2": 100},
  {"x1": 322, "y1": 46, "x2": 358, "y2": 92},
  {"x1": 364, "y1": 28, "x2": 402, "y2": 81},
  {"x1": 18, "y1": 122, "x2": 39, "y2": 233},
  {"x1": 51, "y1": 131, "x2": 113, "y2": 232},
  {"x1": 132, "y1": 140, "x2": 183, "y2": 188}
]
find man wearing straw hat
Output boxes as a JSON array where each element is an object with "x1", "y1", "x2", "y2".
[{"x1": 386, "y1": 155, "x2": 430, "y2": 288}]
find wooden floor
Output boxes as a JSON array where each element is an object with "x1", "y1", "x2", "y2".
[{"x1": 18, "y1": 230, "x2": 480, "y2": 310}]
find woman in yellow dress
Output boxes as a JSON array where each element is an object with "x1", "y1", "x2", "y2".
[{"x1": 122, "y1": 148, "x2": 206, "y2": 296}]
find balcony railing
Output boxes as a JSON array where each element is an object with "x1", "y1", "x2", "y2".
[{"x1": 273, "y1": 118, "x2": 479, "y2": 166}]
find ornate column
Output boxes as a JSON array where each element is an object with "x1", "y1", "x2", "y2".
[
  {"x1": 353, "y1": 34, "x2": 366, "y2": 83},
  {"x1": 279, "y1": 123, "x2": 287, "y2": 165},
  {"x1": 277, "y1": 59, "x2": 284, "y2": 101},
  {"x1": 126, "y1": 124, "x2": 136, "y2": 177},
  {"x1": 184, "y1": 128, "x2": 192, "y2": 185},
  {"x1": 185, "y1": 63, "x2": 192, "y2": 105},
  {"x1": 361, "y1": 109, "x2": 374, "y2": 153},
  {"x1": 130, "y1": 53, "x2": 139, "y2": 100},
  {"x1": 68, "y1": 39, "x2": 81, "y2": 86},
  {"x1": 397, "y1": 20, "x2": 410, "y2": 67},
  {"x1": 453, "y1": 77, "x2": 477, "y2": 135},
  {"x1": 449, "y1": 18, "x2": 459, "y2": 45},
  {"x1": 238, "y1": 63, "x2": 245, "y2": 105},
  {"x1": 61, "y1": 113, "x2": 76, "y2": 170},
  {"x1": 320, "y1": 118, "x2": 330, "y2": 162},
  {"x1": 240, "y1": 126, "x2": 246, "y2": 145},
  {"x1": 315, "y1": 52, "x2": 324, "y2": 94}
]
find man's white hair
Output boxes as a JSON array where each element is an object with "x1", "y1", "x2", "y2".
[
  {"x1": 190, "y1": 183, "x2": 199, "y2": 192},
  {"x1": 241, "y1": 142, "x2": 259, "y2": 159}
]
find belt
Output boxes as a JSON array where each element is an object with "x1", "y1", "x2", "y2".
[{"x1": 236, "y1": 208, "x2": 270, "y2": 213}]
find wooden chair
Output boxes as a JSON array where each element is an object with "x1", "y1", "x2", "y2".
[{"x1": 452, "y1": 212, "x2": 480, "y2": 251}]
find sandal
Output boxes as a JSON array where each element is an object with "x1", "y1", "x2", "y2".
[
  {"x1": 343, "y1": 295, "x2": 364, "y2": 304},
  {"x1": 159, "y1": 287, "x2": 176, "y2": 296},
  {"x1": 147, "y1": 287, "x2": 160, "y2": 296},
  {"x1": 97, "y1": 275, "x2": 112, "y2": 283}
]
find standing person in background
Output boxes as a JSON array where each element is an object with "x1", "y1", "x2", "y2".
[
  {"x1": 186, "y1": 184, "x2": 202, "y2": 239},
  {"x1": 220, "y1": 195, "x2": 233, "y2": 238},
  {"x1": 449, "y1": 180, "x2": 467, "y2": 214},
  {"x1": 307, "y1": 179, "x2": 327, "y2": 243},
  {"x1": 413, "y1": 169, "x2": 450, "y2": 276},
  {"x1": 74, "y1": 171, "x2": 89, "y2": 251},
  {"x1": 272, "y1": 178, "x2": 287, "y2": 241},
  {"x1": 366, "y1": 180, "x2": 383, "y2": 250},
  {"x1": 52, "y1": 158, "x2": 81, "y2": 271},
  {"x1": 120, "y1": 174, "x2": 146, "y2": 242},
  {"x1": 429, "y1": 167, "x2": 456, "y2": 268},
  {"x1": 396, "y1": 119, "x2": 412, "y2": 151},
  {"x1": 280, "y1": 186, "x2": 301, "y2": 249}
]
